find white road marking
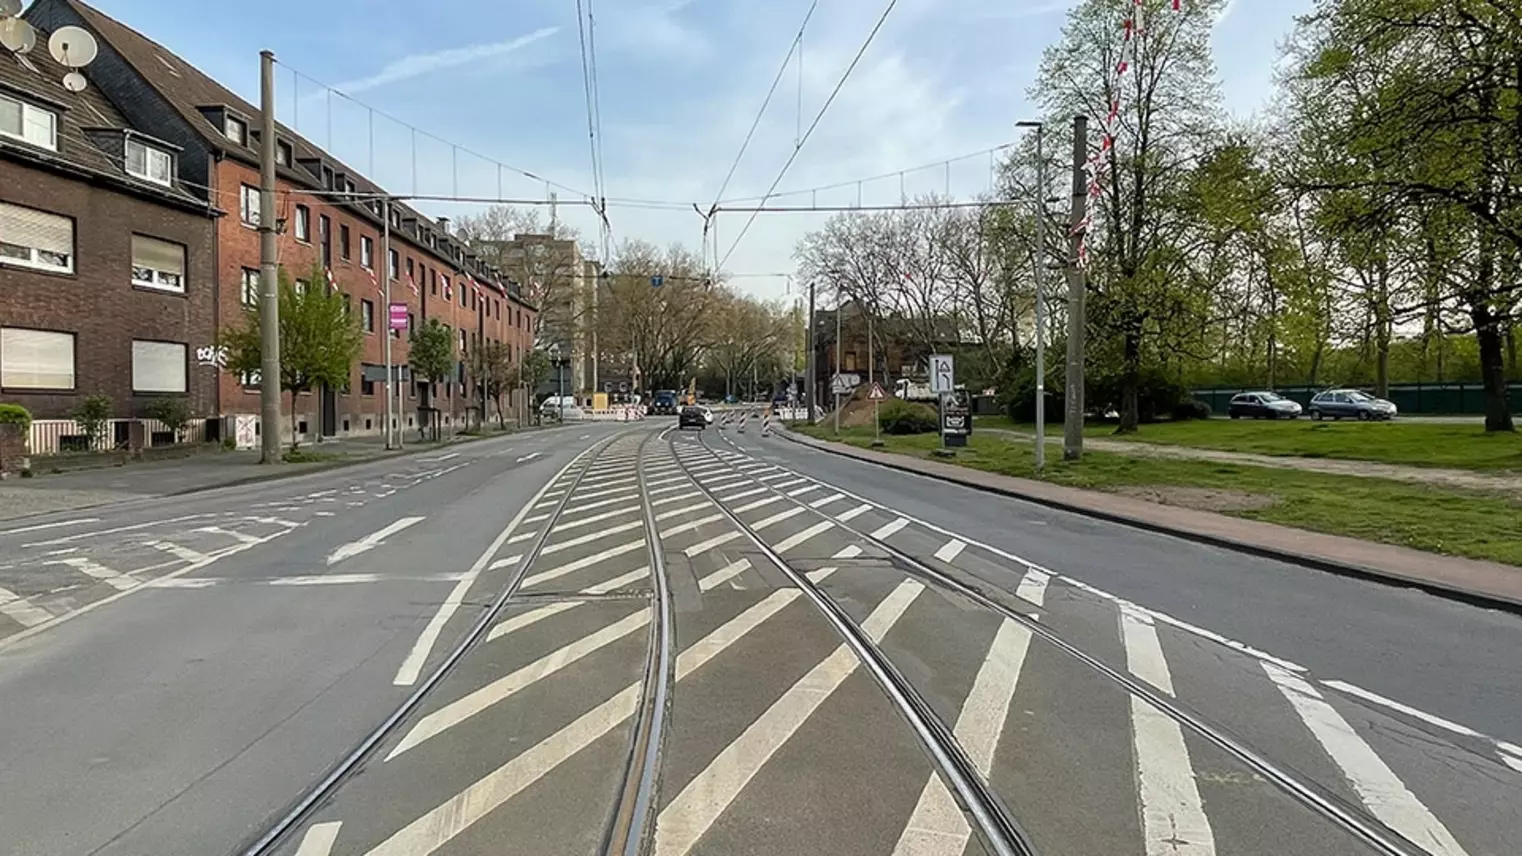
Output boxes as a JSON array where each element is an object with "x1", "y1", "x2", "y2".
[
  {"x1": 389, "y1": 607, "x2": 652, "y2": 759},
  {"x1": 487, "y1": 554, "x2": 524, "y2": 571},
  {"x1": 701, "y1": 476, "x2": 750, "y2": 491},
  {"x1": 143, "y1": 578, "x2": 218, "y2": 589},
  {"x1": 326, "y1": 516, "x2": 426, "y2": 565},
  {"x1": 732, "y1": 496, "x2": 782, "y2": 514},
  {"x1": 522, "y1": 513, "x2": 550, "y2": 525},
  {"x1": 768, "y1": 478, "x2": 808, "y2": 489},
  {"x1": 684, "y1": 532, "x2": 742, "y2": 557},
  {"x1": 870, "y1": 517, "x2": 910, "y2": 540},
  {"x1": 24, "y1": 514, "x2": 212, "y2": 547},
  {"x1": 647, "y1": 483, "x2": 693, "y2": 497},
  {"x1": 654, "y1": 501, "x2": 713, "y2": 521},
  {"x1": 808, "y1": 492, "x2": 846, "y2": 508},
  {"x1": 0, "y1": 517, "x2": 100, "y2": 536},
  {"x1": 1266, "y1": 664, "x2": 1469, "y2": 856},
  {"x1": 1121, "y1": 609, "x2": 1216, "y2": 856},
  {"x1": 785, "y1": 484, "x2": 819, "y2": 497},
  {"x1": 506, "y1": 531, "x2": 538, "y2": 545},
  {"x1": 368, "y1": 587, "x2": 804, "y2": 856},
  {"x1": 752, "y1": 507, "x2": 804, "y2": 531},
  {"x1": 933, "y1": 539, "x2": 965, "y2": 563},
  {"x1": 832, "y1": 545, "x2": 863, "y2": 559},
  {"x1": 269, "y1": 573, "x2": 385, "y2": 586},
  {"x1": 651, "y1": 492, "x2": 703, "y2": 509},
  {"x1": 837, "y1": 503, "x2": 873, "y2": 523},
  {"x1": 1015, "y1": 567, "x2": 1049, "y2": 606},
  {"x1": 560, "y1": 494, "x2": 642, "y2": 516},
  {"x1": 515, "y1": 453, "x2": 542, "y2": 463},
  {"x1": 486, "y1": 568, "x2": 651, "y2": 643},
  {"x1": 645, "y1": 475, "x2": 689, "y2": 488},
  {"x1": 893, "y1": 618, "x2": 1031, "y2": 855},
  {"x1": 1321, "y1": 678, "x2": 1517, "y2": 771},
  {"x1": 521, "y1": 540, "x2": 647, "y2": 588},
  {"x1": 655, "y1": 581, "x2": 923, "y2": 856},
  {"x1": 699, "y1": 559, "x2": 751, "y2": 590},
  {"x1": 574, "y1": 484, "x2": 639, "y2": 502},
  {"x1": 0, "y1": 585, "x2": 53, "y2": 627},
  {"x1": 390, "y1": 448, "x2": 594, "y2": 687},
  {"x1": 718, "y1": 486, "x2": 767, "y2": 502},
  {"x1": 661, "y1": 515, "x2": 724, "y2": 538},
  {"x1": 578, "y1": 474, "x2": 638, "y2": 490},
  {"x1": 294, "y1": 821, "x2": 343, "y2": 856},
  {"x1": 419, "y1": 452, "x2": 460, "y2": 463},
  {"x1": 774, "y1": 521, "x2": 833, "y2": 554},
  {"x1": 541, "y1": 520, "x2": 644, "y2": 555},
  {"x1": 553, "y1": 505, "x2": 641, "y2": 532},
  {"x1": 49, "y1": 557, "x2": 136, "y2": 590}
]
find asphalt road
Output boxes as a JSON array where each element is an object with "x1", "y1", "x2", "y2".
[{"x1": 1, "y1": 417, "x2": 1518, "y2": 856}]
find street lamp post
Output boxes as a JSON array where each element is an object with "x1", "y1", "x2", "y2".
[{"x1": 1017, "y1": 120, "x2": 1047, "y2": 472}]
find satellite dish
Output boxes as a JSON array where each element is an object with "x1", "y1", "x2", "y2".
[
  {"x1": 61, "y1": 71, "x2": 87, "y2": 92},
  {"x1": 48, "y1": 25, "x2": 97, "y2": 68},
  {"x1": 0, "y1": 0, "x2": 22, "y2": 17},
  {"x1": 0, "y1": 16, "x2": 34, "y2": 52}
]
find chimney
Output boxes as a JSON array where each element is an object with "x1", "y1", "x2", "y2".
[{"x1": 437, "y1": 217, "x2": 450, "y2": 235}]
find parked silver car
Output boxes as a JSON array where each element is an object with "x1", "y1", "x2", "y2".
[{"x1": 1307, "y1": 389, "x2": 1397, "y2": 421}]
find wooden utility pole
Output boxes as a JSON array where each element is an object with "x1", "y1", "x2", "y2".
[{"x1": 1063, "y1": 114, "x2": 1088, "y2": 462}]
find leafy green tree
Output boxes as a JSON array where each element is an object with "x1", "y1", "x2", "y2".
[
  {"x1": 71, "y1": 394, "x2": 113, "y2": 450},
  {"x1": 517, "y1": 348, "x2": 553, "y2": 424},
  {"x1": 409, "y1": 318, "x2": 456, "y2": 439},
  {"x1": 144, "y1": 397, "x2": 192, "y2": 444},
  {"x1": 469, "y1": 339, "x2": 514, "y2": 429},
  {"x1": 222, "y1": 263, "x2": 363, "y2": 449}
]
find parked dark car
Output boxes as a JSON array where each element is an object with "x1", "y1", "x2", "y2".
[
  {"x1": 677, "y1": 406, "x2": 707, "y2": 430},
  {"x1": 1307, "y1": 389, "x2": 1397, "y2": 421},
  {"x1": 1227, "y1": 391, "x2": 1302, "y2": 420}
]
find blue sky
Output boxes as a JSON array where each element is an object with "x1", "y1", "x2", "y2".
[{"x1": 76, "y1": 0, "x2": 1311, "y2": 301}]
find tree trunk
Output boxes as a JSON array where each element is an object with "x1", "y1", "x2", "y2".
[
  {"x1": 289, "y1": 390, "x2": 299, "y2": 451},
  {"x1": 1374, "y1": 256, "x2": 1391, "y2": 398},
  {"x1": 1473, "y1": 303, "x2": 1515, "y2": 431},
  {"x1": 1116, "y1": 319, "x2": 1141, "y2": 434}
]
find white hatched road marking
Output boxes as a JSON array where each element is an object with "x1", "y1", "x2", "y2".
[
  {"x1": 0, "y1": 585, "x2": 54, "y2": 627},
  {"x1": 522, "y1": 513, "x2": 551, "y2": 525},
  {"x1": 1015, "y1": 567, "x2": 1050, "y2": 606},
  {"x1": 574, "y1": 483, "x2": 640, "y2": 502},
  {"x1": 933, "y1": 539, "x2": 965, "y2": 563},
  {"x1": 654, "y1": 501, "x2": 713, "y2": 521},
  {"x1": 486, "y1": 567, "x2": 651, "y2": 643},
  {"x1": 833, "y1": 545, "x2": 863, "y2": 560},
  {"x1": 732, "y1": 496, "x2": 782, "y2": 515},
  {"x1": 294, "y1": 820, "x2": 343, "y2": 856},
  {"x1": 648, "y1": 483, "x2": 693, "y2": 497},
  {"x1": 540, "y1": 520, "x2": 644, "y2": 555},
  {"x1": 388, "y1": 608, "x2": 652, "y2": 759},
  {"x1": 651, "y1": 492, "x2": 703, "y2": 508},
  {"x1": 149, "y1": 541, "x2": 214, "y2": 565},
  {"x1": 507, "y1": 531, "x2": 538, "y2": 545},
  {"x1": 487, "y1": 554, "x2": 524, "y2": 571},
  {"x1": 1322, "y1": 677, "x2": 1522, "y2": 772},
  {"x1": 1265, "y1": 664, "x2": 1469, "y2": 856},
  {"x1": 808, "y1": 492, "x2": 846, "y2": 508},
  {"x1": 661, "y1": 515, "x2": 724, "y2": 538},
  {"x1": 326, "y1": 517, "x2": 426, "y2": 565},
  {"x1": 521, "y1": 540, "x2": 647, "y2": 588},
  {"x1": 0, "y1": 517, "x2": 100, "y2": 536},
  {"x1": 785, "y1": 484, "x2": 819, "y2": 497},
  {"x1": 718, "y1": 487, "x2": 767, "y2": 502},
  {"x1": 837, "y1": 503, "x2": 873, "y2": 523},
  {"x1": 22, "y1": 514, "x2": 212, "y2": 547},
  {"x1": 870, "y1": 517, "x2": 910, "y2": 540},
  {"x1": 49, "y1": 556, "x2": 135, "y2": 590},
  {"x1": 364, "y1": 587, "x2": 807, "y2": 856},
  {"x1": 684, "y1": 532, "x2": 743, "y2": 558},
  {"x1": 751, "y1": 507, "x2": 804, "y2": 531},
  {"x1": 774, "y1": 521, "x2": 833, "y2": 554},
  {"x1": 655, "y1": 581, "x2": 924, "y2": 856},
  {"x1": 1121, "y1": 609, "x2": 1216, "y2": 856},
  {"x1": 702, "y1": 476, "x2": 751, "y2": 491},
  {"x1": 894, "y1": 618, "x2": 1032, "y2": 854},
  {"x1": 553, "y1": 505, "x2": 641, "y2": 532},
  {"x1": 195, "y1": 526, "x2": 262, "y2": 546},
  {"x1": 559, "y1": 494, "x2": 643, "y2": 516}
]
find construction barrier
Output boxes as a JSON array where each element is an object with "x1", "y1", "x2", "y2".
[{"x1": 573, "y1": 407, "x2": 647, "y2": 422}]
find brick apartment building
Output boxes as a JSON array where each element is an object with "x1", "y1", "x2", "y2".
[
  {"x1": 0, "y1": 23, "x2": 219, "y2": 424},
  {"x1": 23, "y1": 0, "x2": 537, "y2": 441}
]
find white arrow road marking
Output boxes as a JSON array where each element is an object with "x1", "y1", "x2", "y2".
[
  {"x1": 294, "y1": 821, "x2": 343, "y2": 856},
  {"x1": 1266, "y1": 663, "x2": 1469, "y2": 856},
  {"x1": 0, "y1": 585, "x2": 54, "y2": 627},
  {"x1": 47, "y1": 557, "x2": 136, "y2": 590},
  {"x1": 655, "y1": 581, "x2": 923, "y2": 856},
  {"x1": 327, "y1": 517, "x2": 426, "y2": 565}
]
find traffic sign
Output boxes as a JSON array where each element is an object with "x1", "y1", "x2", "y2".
[
  {"x1": 867, "y1": 382, "x2": 886, "y2": 400},
  {"x1": 651, "y1": 275, "x2": 664, "y2": 288},
  {"x1": 830, "y1": 373, "x2": 857, "y2": 395},
  {"x1": 930, "y1": 354, "x2": 955, "y2": 393}
]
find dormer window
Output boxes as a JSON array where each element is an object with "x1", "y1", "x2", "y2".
[
  {"x1": 224, "y1": 115, "x2": 246, "y2": 145},
  {"x1": 275, "y1": 140, "x2": 292, "y2": 166},
  {"x1": 125, "y1": 138, "x2": 173, "y2": 186},
  {"x1": 0, "y1": 93, "x2": 57, "y2": 151}
]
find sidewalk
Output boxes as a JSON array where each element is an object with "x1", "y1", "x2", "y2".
[
  {"x1": 781, "y1": 429, "x2": 1522, "y2": 611},
  {"x1": 0, "y1": 428, "x2": 519, "y2": 522},
  {"x1": 985, "y1": 428, "x2": 1522, "y2": 496}
]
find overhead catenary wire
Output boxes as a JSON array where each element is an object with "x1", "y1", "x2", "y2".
[
  {"x1": 716, "y1": 141, "x2": 1017, "y2": 205},
  {"x1": 717, "y1": 0, "x2": 901, "y2": 272}
]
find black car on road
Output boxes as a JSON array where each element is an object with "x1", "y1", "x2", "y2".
[{"x1": 677, "y1": 406, "x2": 707, "y2": 430}]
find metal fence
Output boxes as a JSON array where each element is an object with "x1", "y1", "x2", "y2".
[
  {"x1": 28, "y1": 417, "x2": 215, "y2": 456},
  {"x1": 1192, "y1": 382, "x2": 1522, "y2": 416}
]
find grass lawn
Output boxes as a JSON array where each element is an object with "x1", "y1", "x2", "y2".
[
  {"x1": 974, "y1": 415, "x2": 1522, "y2": 473},
  {"x1": 798, "y1": 424, "x2": 1522, "y2": 567}
]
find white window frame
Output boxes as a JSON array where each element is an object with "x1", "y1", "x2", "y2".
[
  {"x1": 360, "y1": 299, "x2": 375, "y2": 333},
  {"x1": 224, "y1": 115, "x2": 247, "y2": 145},
  {"x1": 293, "y1": 205, "x2": 310, "y2": 242},
  {"x1": 361, "y1": 235, "x2": 374, "y2": 269},
  {"x1": 0, "y1": 201, "x2": 74, "y2": 274},
  {"x1": 275, "y1": 140, "x2": 292, "y2": 166},
  {"x1": 0, "y1": 93, "x2": 58, "y2": 150},
  {"x1": 130, "y1": 234, "x2": 186, "y2": 294},
  {"x1": 0, "y1": 327, "x2": 75, "y2": 390},
  {"x1": 124, "y1": 138, "x2": 173, "y2": 186},
  {"x1": 241, "y1": 267, "x2": 260, "y2": 306},
  {"x1": 239, "y1": 184, "x2": 259, "y2": 227},
  {"x1": 131, "y1": 340, "x2": 188, "y2": 394}
]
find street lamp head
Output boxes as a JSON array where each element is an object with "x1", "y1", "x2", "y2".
[{"x1": 1016, "y1": 120, "x2": 1043, "y2": 129}]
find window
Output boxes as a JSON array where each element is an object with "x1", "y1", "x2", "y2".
[
  {"x1": 360, "y1": 299, "x2": 375, "y2": 333},
  {"x1": 361, "y1": 235, "x2": 373, "y2": 269},
  {"x1": 224, "y1": 115, "x2": 247, "y2": 144},
  {"x1": 276, "y1": 140, "x2": 292, "y2": 166},
  {"x1": 239, "y1": 184, "x2": 259, "y2": 226},
  {"x1": 0, "y1": 94, "x2": 57, "y2": 150},
  {"x1": 406, "y1": 258, "x2": 414, "y2": 279},
  {"x1": 459, "y1": 328, "x2": 468, "y2": 354},
  {"x1": 319, "y1": 215, "x2": 331, "y2": 266},
  {"x1": 130, "y1": 235, "x2": 186, "y2": 293},
  {"x1": 0, "y1": 328, "x2": 74, "y2": 389},
  {"x1": 339, "y1": 224, "x2": 351, "y2": 261},
  {"x1": 442, "y1": 274, "x2": 451, "y2": 300},
  {"x1": 430, "y1": 269, "x2": 438, "y2": 295},
  {"x1": 295, "y1": 278, "x2": 308, "y2": 295},
  {"x1": 131, "y1": 340, "x2": 187, "y2": 393},
  {"x1": 408, "y1": 313, "x2": 415, "y2": 333},
  {"x1": 293, "y1": 205, "x2": 310, "y2": 242},
  {"x1": 125, "y1": 138, "x2": 173, "y2": 186},
  {"x1": 0, "y1": 202, "x2": 73, "y2": 273},
  {"x1": 241, "y1": 268, "x2": 260, "y2": 306},
  {"x1": 389, "y1": 249, "x2": 399, "y2": 280}
]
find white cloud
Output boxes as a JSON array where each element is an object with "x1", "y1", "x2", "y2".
[{"x1": 330, "y1": 27, "x2": 561, "y2": 95}]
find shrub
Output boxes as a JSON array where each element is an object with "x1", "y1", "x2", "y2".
[
  {"x1": 1087, "y1": 368, "x2": 1193, "y2": 423},
  {"x1": 879, "y1": 399, "x2": 939, "y2": 434},
  {"x1": 145, "y1": 397, "x2": 193, "y2": 442},
  {"x1": 72, "y1": 394, "x2": 113, "y2": 449},
  {"x1": 1171, "y1": 400, "x2": 1212, "y2": 421},
  {"x1": 1000, "y1": 365, "x2": 1065, "y2": 424},
  {"x1": 0, "y1": 403, "x2": 32, "y2": 432}
]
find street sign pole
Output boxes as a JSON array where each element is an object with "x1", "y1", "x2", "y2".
[
  {"x1": 867, "y1": 381, "x2": 886, "y2": 447},
  {"x1": 929, "y1": 354, "x2": 955, "y2": 455}
]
